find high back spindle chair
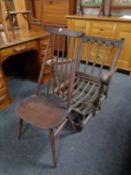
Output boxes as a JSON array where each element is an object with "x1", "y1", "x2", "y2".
[{"x1": 15, "y1": 27, "x2": 84, "y2": 167}]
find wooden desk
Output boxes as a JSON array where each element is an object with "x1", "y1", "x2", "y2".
[{"x1": 0, "y1": 28, "x2": 49, "y2": 110}]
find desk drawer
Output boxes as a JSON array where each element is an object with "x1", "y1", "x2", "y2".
[
  {"x1": 1, "y1": 41, "x2": 37, "y2": 58},
  {"x1": 89, "y1": 22, "x2": 116, "y2": 38},
  {"x1": 69, "y1": 20, "x2": 88, "y2": 32}
]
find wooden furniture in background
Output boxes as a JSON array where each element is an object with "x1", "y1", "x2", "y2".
[
  {"x1": 0, "y1": 0, "x2": 32, "y2": 41},
  {"x1": 67, "y1": 15, "x2": 131, "y2": 75},
  {"x1": 32, "y1": 0, "x2": 76, "y2": 52},
  {"x1": 0, "y1": 0, "x2": 16, "y2": 41},
  {"x1": 15, "y1": 27, "x2": 84, "y2": 167},
  {"x1": 33, "y1": 0, "x2": 76, "y2": 26},
  {"x1": 0, "y1": 0, "x2": 42, "y2": 41}
]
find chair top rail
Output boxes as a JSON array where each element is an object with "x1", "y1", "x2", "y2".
[
  {"x1": 82, "y1": 35, "x2": 124, "y2": 47},
  {"x1": 47, "y1": 27, "x2": 84, "y2": 38}
]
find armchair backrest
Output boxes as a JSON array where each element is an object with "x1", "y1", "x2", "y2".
[{"x1": 77, "y1": 35, "x2": 124, "y2": 80}]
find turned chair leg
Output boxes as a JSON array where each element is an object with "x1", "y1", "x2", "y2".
[
  {"x1": 17, "y1": 118, "x2": 23, "y2": 139},
  {"x1": 49, "y1": 129, "x2": 57, "y2": 167}
]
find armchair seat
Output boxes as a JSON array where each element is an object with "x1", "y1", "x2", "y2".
[
  {"x1": 16, "y1": 95, "x2": 68, "y2": 129},
  {"x1": 71, "y1": 73, "x2": 102, "y2": 116}
]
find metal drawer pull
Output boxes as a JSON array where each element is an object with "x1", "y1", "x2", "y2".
[{"x1": 13, "y1": 45, "x2": 27, "y2": 52}]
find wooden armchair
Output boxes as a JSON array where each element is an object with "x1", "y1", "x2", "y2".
[
  {"x1": 69, "y1": 35, "x2": 124, "y2": 130},
  {"x1": 15, "y1": 27, "x2": 84, "y2": 167}
]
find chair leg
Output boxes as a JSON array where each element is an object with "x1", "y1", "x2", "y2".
[
  {"x1": 17, "y1": 118, "x2": 23, "y2": 139},
  {"x1": 49, "y1": 129, "x2": 57, "y2": 167}
]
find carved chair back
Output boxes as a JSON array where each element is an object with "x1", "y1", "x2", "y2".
[{"x1": 78, "y1": 35, "x2": 124, "y2": 79}]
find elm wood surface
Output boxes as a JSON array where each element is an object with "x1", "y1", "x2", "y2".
[
  {"x1": 0, "y1": 27, "x2": 49, "y2": 110},
  {"x1": 15, "y1": 27, "x2": 84, "y2": 167},
  {"x1": 16, "y1": 95, "x2": 68, "y2": 129}
]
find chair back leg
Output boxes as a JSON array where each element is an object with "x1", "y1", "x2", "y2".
[{"x1": 49, "y1": 129, "x2": 57, "y2": 167}]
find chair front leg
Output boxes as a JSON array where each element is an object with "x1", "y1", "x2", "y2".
[
  {"x1": 49, "y1": 129, "x2": 57, "y2": 167},
  {"x1": 17, "y1": 118, "x2": 23, "y2": 139}
]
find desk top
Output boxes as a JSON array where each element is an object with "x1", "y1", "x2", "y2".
[
  {"x1": 66, "y1": 15, "x2": 131, "y2": 23},
  {"x1": 0, "y1": 27, "x2": 49, "y2": 50}
]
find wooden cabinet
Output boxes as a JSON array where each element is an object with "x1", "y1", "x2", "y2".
[
  {"x1": 33, "y1": 0, "x2": 76, "y2": 52},
  {"x1": 88, "y1": 21, "x2": 116, "y2": 38},
  {"x1": 33, "y1": 0, "x2": 76, "y2": 26},
  {"x1": 67, "y1": 15, "x2": 131, "y2": 75}
]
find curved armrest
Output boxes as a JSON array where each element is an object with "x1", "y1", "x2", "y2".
[{"x1": 100, "y1": 67, "x2": 117, "y2": 85}]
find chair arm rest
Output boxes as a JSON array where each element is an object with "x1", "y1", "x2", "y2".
[{"x1": 100, "y1": 67, "x2": 117, "y2": 84}]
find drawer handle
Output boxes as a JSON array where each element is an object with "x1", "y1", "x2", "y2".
[
  {"x1": 13, "y1": 45, "x2": 27, "y2": 52},
  {"x1": 100, "y1": 28, "x2": 103, "y2": 31}
]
